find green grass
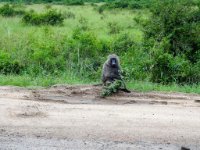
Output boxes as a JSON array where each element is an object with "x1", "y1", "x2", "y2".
[
  {"x1": 0, "y1": 74, "x2": 199, "y2": 94},
  {"x1": 0, "y1": 3, "x2": 144, "y2": 41},
  {"x1": 0, "y1": 3, "x2": 199, "y2": 94},
  {"x1": 0, "y1": 74, "x2": 91, "y2": 87},
  {"x1": 127, "y1": 81, "x2": 200, "y2": 94}
]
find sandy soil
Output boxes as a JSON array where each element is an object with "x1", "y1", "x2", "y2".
[{"x1": 0, "y1": 84, "x2": 200, "y2": 150}]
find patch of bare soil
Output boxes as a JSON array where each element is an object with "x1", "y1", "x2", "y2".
[
  {"x1": 29, "y1": 84, "x2": 200, "y2": 106},
  {"x1": 0, "y1": 85, "x2": 200, "y2": 149}
]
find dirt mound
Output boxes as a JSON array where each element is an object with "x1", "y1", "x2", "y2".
[
  {"x1": 23, "y1": 84, "x2": 200, "y2": 106},
  {"x1": 0, "y1": 85, "x2": 200, "y2": 106}
]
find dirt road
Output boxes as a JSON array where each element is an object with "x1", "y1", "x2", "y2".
[{"x1": 0, "y1": 85, "x2": 200, "y2": 150}]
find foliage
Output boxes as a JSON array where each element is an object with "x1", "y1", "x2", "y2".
[
  {"x1": 99, "y1": 0, "x2": 152, "y2": 11},
  {"x1": 0, "y1": 3, "x2": 141, "y2": 81},
  {"x1": 1, "y1": 0, "x2": 114, "y2": 5},
  {"x1": 0, "y1": 51, "x2": 24, "y2": 74},
  {"x1": 0, "y1": 4, "x2": 25, "y2": 17},
  {"x1": 112, "y1": 33, "x2": 135, "y2": 54},
  {"x1": 144, "y1": 0, "x2": 200, "y2": 84},
  {"x1": 0, "y1": 2, "x2": 199, "y2": 90},
  {"x1": 101, "y1": 80, "x2": 123, "y2": 97},
  {"x1": 68, "y1": 29, "x2": 103, "y2": 79},
  {"x1": 0, "y1": 0, "x2": 94, "y2": 5},
  {"x1": 64, "y1": 0, "x2": 84, "y2": 5},
  {"x1": 22, "y1": 9, "x2": 64, "y2": 25}
]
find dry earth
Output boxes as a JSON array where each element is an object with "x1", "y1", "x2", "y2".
[{"x1": 0, "y1": 85, "x2": 200, "y2": 150}]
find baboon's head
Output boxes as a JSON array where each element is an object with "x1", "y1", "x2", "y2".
[{"x1": 107, "y1": 54, "x2": 119, "y2": 68}]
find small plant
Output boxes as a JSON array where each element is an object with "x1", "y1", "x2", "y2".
[
  {"x1": 101, "y1": 80, "x2": 123, "y2": 97},
  {"x1": 22, "y1": 9, "x2": 64, "y2": 26}
]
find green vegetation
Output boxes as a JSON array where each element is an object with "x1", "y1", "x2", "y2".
[
  {"x1": 0, "y1": 74, "x2": 90, "y2": 87},
  {"x1": 22, "y1": 9, "x2": 64, "y2": 25},
  {"x1": 99, "y1": 0, "x2": 152, "y2": 11},
  {"x1": 0, "y1": 0, "x2": 199, "y2": 94},
  {"x1": 101, "y1": 80, "x2": 123, "y2": 97},
  {"x1": 127, "y1": 81, "x2": 200, "y2": 94},
  {"x1": 144, "y1": 0, "x2": 200, "y2": 84},
  {"x1": 0, "y1": 0, "x2": 107, "y2": 5},
  {"x1": 0, "y1": 4, "x2": 25, "y2": 16}
]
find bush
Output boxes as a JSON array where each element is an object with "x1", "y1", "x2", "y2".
[
  {"x1": 151, "y1": 53, "x2": 191, "y2": 84},
  {"x1": 112, "y1": 33, "x2": 135, "y2": 54},
  {"x1": 0, "y1": 4, "x2": 25, "y2": 17},
  {"x1": 0, "y1": 51, "x2": 24, "y2": 74},
  {"x1": 22, "y1": 9, "x2": 64, "y2": 26},
  {"x1": 64, "y1": 0, "x2": 84, "y2": 5},
  {"x1": 144, "y1": 0, "x2": 200, "y2": 84},
  {"x1": 99, "y1": 0, "x2": 152, "y2": 10}
]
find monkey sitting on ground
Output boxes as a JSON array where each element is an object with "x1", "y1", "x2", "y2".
[{"x1": 101, "y1": 54, "x2": 130, "y2": 93}]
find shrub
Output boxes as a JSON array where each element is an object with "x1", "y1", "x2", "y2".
[
  {"x1": 151, "y1": 53, "x2": 191, "y2": 84},
  {"x1": 144, "y1": 0, "x2": 200, "y2": 84},
  {"x1": 133, "y1": 15, "x2": 148, "y2": 26},
  {"x1": 64, "y1": 0, "x2": 84, "y2": 5},
  {"x1": 129, "y1": 2, "x2": 142, "y2": 9},
  {"x1": 67, "y1": 29, "x2": 103, "y2": 79},
  {"x1": 0, "y1": 51, "x2": 24, "y2": 74},
  {"x1": 27, "y1": 31, "x2": 68, "y2": 74},
  {"x1": 112, "y1": 33, "x2": 135, "y2": 54},
  {"x1": 99, "y1": 0, "x2": 152, "y2": 10},
  {"x1": 22, "y1": 9, "x2": 64, "y2": 26},
  {"x1": 0, "y1": 4, "x2": 25, "y2": 17}
]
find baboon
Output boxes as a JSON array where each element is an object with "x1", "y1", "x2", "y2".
[{"x1": 102, "y1": 54, "x2": 130, "y2": 93}]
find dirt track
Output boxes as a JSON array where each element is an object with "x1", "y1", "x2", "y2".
[{"x1": 0, "y1": 85, "x2": 200, "y2": 150}]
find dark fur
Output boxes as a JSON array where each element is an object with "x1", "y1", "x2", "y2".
[
  {"x1": 102, "y1": 54, "x2": 121, "y2": 84},
  {"x1": 102, "y1": 54, "x2": 131, "y2": 93}
]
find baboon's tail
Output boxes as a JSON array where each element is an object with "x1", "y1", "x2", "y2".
[
  {"x1": 120, "y1": 88, "x2": 131, "y2": 93},
  {"x1": 93, "y1": 83, "x2": 103, "y2": 86}
]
